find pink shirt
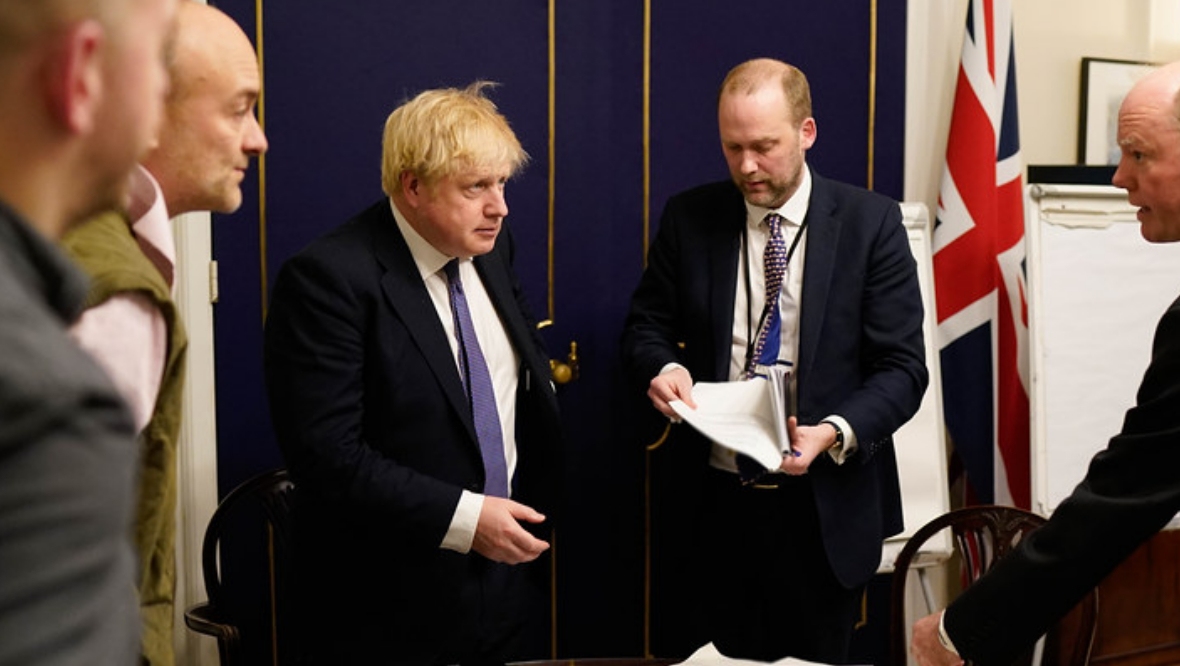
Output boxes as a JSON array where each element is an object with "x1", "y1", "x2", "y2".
[{"x1": 70, "y1": 166, "x2": 174, "y2": 433}]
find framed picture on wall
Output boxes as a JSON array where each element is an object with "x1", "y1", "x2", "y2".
[{"x1": 1077, "y1": 57, "x2": 1158, "y2": 165}]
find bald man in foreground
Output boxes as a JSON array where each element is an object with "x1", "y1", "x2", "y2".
[
  {"x1": 62, "y1": 3, "x2": 266, "y2": 663},
  {"x1": 912, "y1": 60, "x2": 1180, "y2": 666},
  {"x1": 0, "y1": 0, "x2": 177, "y2": 662}
]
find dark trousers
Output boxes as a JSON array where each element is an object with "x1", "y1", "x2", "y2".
[
  {"x1": 297, "y1": 554, "x2": 548, "y2": 666},
  {"x1": 696, "y1": 467, "x2": 863, "y2": 664}
]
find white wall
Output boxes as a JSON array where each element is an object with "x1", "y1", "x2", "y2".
[
  {"x1": 905, "y1": 0, "x2": 1180, "y2": 212},
  {"x1": 172, "y1": 211, "x2": 220, "y2": 666}
]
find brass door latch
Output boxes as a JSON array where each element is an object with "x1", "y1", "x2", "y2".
[{"x1": 550, "y1": 341, "x2": 579, "y2": 385}]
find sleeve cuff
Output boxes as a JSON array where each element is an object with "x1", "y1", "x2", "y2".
[
  {"x1": 938, "y1": 610, "x2": 961, "y2": 657},
  {"x1": 658, "y1": 362, "x2": 687, "y2": 376},
  {"x1": 440, "y1": 490, "x2": 483, "y2": 553},
  {"x1": 821, "y1": 414, "x2": 857, "y2": 464}
]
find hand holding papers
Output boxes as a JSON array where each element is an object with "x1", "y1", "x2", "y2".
[{"x1": 667, "y1": 365, "x2": 792, "y2": 472}]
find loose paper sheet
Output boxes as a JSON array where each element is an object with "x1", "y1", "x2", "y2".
[{"x1": 668, "y1": 373, "x2": 787, "y2": 470}]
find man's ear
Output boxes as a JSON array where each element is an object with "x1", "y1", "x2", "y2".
[
  {"x1": 799, "y1": 116, "x2": 817, "y2": 151},
  {"x1": 399, "y1": 170, "x2": 422, "y2": 205},
  {"x1": 44, "y1": 20, "x2": 106, "y2": 135}
]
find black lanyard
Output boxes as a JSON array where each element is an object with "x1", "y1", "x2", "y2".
[{"x1": 741, "y1": 215, "x2": 809, "y2": 373}]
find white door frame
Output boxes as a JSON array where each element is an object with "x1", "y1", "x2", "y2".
[{"x1": 171, "y1": 210, "x2": 220, "y2": 665}]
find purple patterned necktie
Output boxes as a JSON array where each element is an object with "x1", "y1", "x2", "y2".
[
  {"x1": 745, "y1": 212, "x2": 787, "y2": 379},
  {"x1": 444, "y1": 260, "x2": 509, "y2": 497}
]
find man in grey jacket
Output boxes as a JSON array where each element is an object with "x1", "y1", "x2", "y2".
[{"x1": 0, "y1": 0, "x2": 177, "y2": 663}]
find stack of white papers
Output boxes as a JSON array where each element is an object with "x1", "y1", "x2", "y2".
[{"x1": 667, "y1": 365, "x2": 792, "y2": 471}]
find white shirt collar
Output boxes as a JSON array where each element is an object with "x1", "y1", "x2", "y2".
[
  {"x1": 388, "y1": 197, "x2": 459, "y2": 280},
  {"x1": 127, "y1": 165, "x2": 175, "y2": 286}
]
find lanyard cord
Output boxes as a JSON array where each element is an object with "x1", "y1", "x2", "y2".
[{"x1": 741, "y1": 215, "x2": 810, "y2": 373}]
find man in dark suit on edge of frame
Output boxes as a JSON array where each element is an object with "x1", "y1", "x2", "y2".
[{"x1": 913, "y1": 59, "x2": 1180, "y2": 666}]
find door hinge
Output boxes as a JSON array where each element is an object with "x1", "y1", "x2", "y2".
[{"x1": 209, "y1": 260, "x2": 219, "y2": 304}]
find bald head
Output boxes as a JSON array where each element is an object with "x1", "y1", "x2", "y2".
[
  {"x1": 142, "y1": 1, "x2": 267, "y2": 216},
  {"x1": 165, "y1": 2, "x2": 250, "y2": 104},
  {"x1": 1112, "y1": 60, "x2": 1180, "y2": 242},
  {"x1": 0, "y1": 0, "x2": 176, "y2": 238},
  {"x1": 0, "y1": 0, "x2": 120, "y2": 57},
  {"x1": 1124, "y1": 61, "x2": 1180, "y2": 127}
]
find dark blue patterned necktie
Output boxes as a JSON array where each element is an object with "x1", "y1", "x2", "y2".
[
  {"x1": 444, "y1": 260, "x2": 509, "y2": 497},
  {"x1": 746, "y1": 212, "x2": 787, "y2": 379},
  {"x1": 736, "y1": 213, "x2": 790, "y2": 483}
]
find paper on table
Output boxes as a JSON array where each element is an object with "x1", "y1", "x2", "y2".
[
  {"x1": 668, "y1": 371, "x2": 789, "y2": 471},
  {"x1": 675, "y1": 641, "x2": 845, "y2": 665}
]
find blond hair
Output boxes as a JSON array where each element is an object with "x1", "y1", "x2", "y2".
[
  {"x1": 719, "y1": 58, "x2": 812, "y2": 127},
  {"x1": 381, "y1": 81, "x2": 528, "y2": 196}
]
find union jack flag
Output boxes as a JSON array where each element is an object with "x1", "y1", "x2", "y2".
[{"x1": 933, "y1": 0, "x2": 1029, "y2": 508}]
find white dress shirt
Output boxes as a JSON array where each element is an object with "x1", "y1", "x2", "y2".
[
  {"x1": 389, "y1": 199, "x2": 520, "y2": 554},
  {"x1": 706, "y1": 166, "x2": 856, "y2": 471}
]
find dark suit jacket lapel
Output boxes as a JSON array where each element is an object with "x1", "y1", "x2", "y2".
[
  {"x1": 367, "y1": 203, "x2": 478, "y2": 442},
  {"x1": 798, "y1": 173, "x2": 839, "y2": 392},
  {"x1": 710, "y1": 190, "x2": 745, "y2": 381}
]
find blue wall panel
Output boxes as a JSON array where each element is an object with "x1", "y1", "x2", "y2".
[{"x1": 210, "y1": 0, "x2": 905, "y2": 658}]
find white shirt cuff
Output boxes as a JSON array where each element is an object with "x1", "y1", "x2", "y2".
[
  {"x1": 658, "y1": 362, "x2": 687, "y2": 376},
  {"x1": 440, "y1": 489, "x2": 483, "y2": 553},
  {"x1": 821, "y1": 414, "x2": 857, "y2": 465},
  {"x1": 938, "y1": 609, "x2": 961, "y2": 656}
]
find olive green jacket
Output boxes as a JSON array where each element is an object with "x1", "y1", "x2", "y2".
[{"x1": 63, "y1": 211, "x2": 188, "y2": 666}]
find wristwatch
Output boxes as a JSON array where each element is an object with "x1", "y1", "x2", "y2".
[{"x1": 821, "y1": 420, "x2": 844, "y2": 449}]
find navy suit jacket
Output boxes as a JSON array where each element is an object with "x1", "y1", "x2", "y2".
[
  {"x1": 264, "y1": 199, "x2": 562, "y2": 660},
  {"x1": 622, "y1": 172, "x2": 928, "y2": 588},
  {"x1": 946, "y1": 295, "x2": 1180, "y2": 664}
]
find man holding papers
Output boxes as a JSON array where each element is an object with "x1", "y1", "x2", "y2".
[{"x1": 622, "y1": 58, "x2": 927, "y2": 663}]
